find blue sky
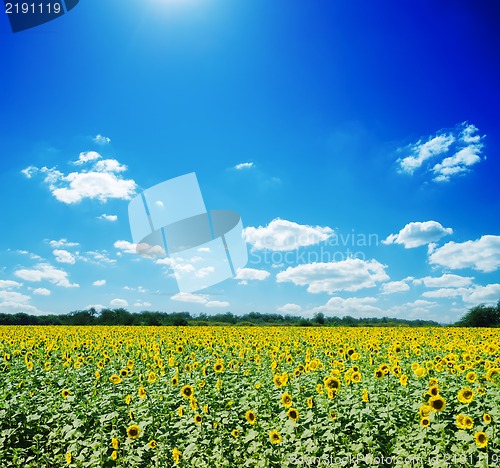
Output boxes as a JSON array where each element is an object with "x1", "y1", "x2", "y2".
[{"x1": 1, "y1": 0, "x2": 499, "y2": 323}]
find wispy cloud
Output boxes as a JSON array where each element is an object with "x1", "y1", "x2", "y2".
[
  {"x1": 234, "y1": 162, "x2": 254, "y2": 170},
  {"x1": 93, "y1": 134, "x2": 111, "y2": 145},
  {"x1": 98, "y1": 214, "x2": 118, "y2": 222},
  {"x1": 396, "y1": 122, "x2": 485, "y2": 182}
]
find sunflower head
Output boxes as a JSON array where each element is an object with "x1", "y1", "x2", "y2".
[
  {"x1": 281, "y1": 393, "x2": 293, "y2": 408},
  {"x1": 287, "y1": 408, "x2": 299, "y2": 421},
  {"x1": 148, "y1": 440, "x2": 157, "y2": 449},
  {"x1": 483, "y1": 413, "x2": 492, "y2": 424},
  {"x1": 245, "y1": 410, "x2": 256, "y2": 424},
  {"x1": 194, "y1": 414, "x2": 202, "y2": 424},
  {"x1": 61, "y1": 389, "x2": 70, "y2": 399},
  {"x1": 111, "y1": 437, "x2": 119, "y2": 450},
  {"x1": 474, "y1": 431, "x2": 488, "y2": 448},
  {"x1": 269, "y1": 429, "x2": 282, "y2": 445},
  {"x1": 126, "y1": 424, "x2": 141, "y2": 440},
  {"x1": 420, "y1": 417, "x2": 430, "y2": 428},
  {"x1": 181, "y1": 385, "x2": 194, "y2": 399},
  {"x1": 231, "y1": 429, "x2": 239, "y2": 438},
  {"x1": 429, "y1": 395, "x2": 446, "y2": 412}
]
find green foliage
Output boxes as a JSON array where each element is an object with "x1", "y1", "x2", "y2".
[{"x1": 455, "y1": 301, "x2": 500, "y2": 327}]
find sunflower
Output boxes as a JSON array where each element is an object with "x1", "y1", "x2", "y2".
[
  {"x1": 111, "y1": 451, "x2": 118, "y2": 461},
  {"x1": 66, "y1": 452, "x2": 72, "y2": 464},
  {"x1": 214, "y1": 362, "x2": 224, "y2": 373},
  {"x1": 307, "y1": 397, "x2": 314, "y2": 409},
  {"x1": 231, "y1": 429, "x2": 239, "y2": 438},
  {"x1": 466, "y1": 371, "x2": 477, "y2": 383},
  {"x1": 194, "y1": 414, "x2": 202, "y2": 424},
  {"x1": 61, "y1": 389, "x2": 70, "y2": 399},
  {"x1": 95, "y1": 370, "x2": 101, "y2": 380},
  {"x1": 138, "y1": 386, "x2": 147, "y2": 399},
  {"x1": 287, "y1": 408, "x2": 299, "y2": 421},
  {"x1": 180, "y1": 385, "x2": 194, "y2": 399},
  {"x1": 329, "y1": 411, "x2": 337, "y2": 421},
  {"x1": 419, "y1": 405, "x2": 432, "y2": 418},
  {"x1": 120, "y1": 368, "x2": 128, "y2": 377},
  {"x1": 178, "y1": 406, "x2": 183, "y2": 417},
  {"x1": 125, "y1": 394, "x2": 131, "y2": 405},
  {"x1": 148, "y1": 372, "x2": 157, "y2": 383},
  {"x1": 428, "y1": 395, "x2": 446, "y2": 412},
  {"x1": 374, "y1": 369, "x2": 384, "y2": 379},
  {"x1": 269, "y1": 430, "x2": 282, "y2": 445},
  {"x1": 414, "y1": 367, "x2": 426, "y2": 378},
  {"x1": 255, "y1": 382, "x2": 262, "y2": 390},
  {"x1": 172, "y1": 447, "x2": 181, "y2": 464},
  {"x1": 474, "y1": 431, "x2": 488, "y2": 448},
  {"x1": 316, "y1": 383, "x2": 324, "y2": 394},
  {"x1": 400, "y1": 375, "x2": 408, "y2": 386},
  {"x1": 420, "y1": 417, "x2": 430, "y2": 428},
  {"x1": 111, "y1": 437, "x2": 119, "y2": 450},
  {"x1": 176, "y1": 345, "x2": 184, "y2": 353},
  {"x1": 456, "y1": 413, "x2": 466, "y2": 429},
  {"x1": 126, "y1": 424, "x2": 141, "y2": 440},
  {"x1": 351, "y1": 372, "x2": 361, "y2": 383},
  {"x1": 427, "y1": 385, "x2": 439, "y2": 397},
  {"x1": 324, "y1": 377, "x2": 340, "y2": 391},
  {"x1": 148, "y1": 440, "x2": 157, "y2": 449},
  {"x1": 483, "y1": 413, "x2": 492, "y2": 424},
  {"x1": 463, "y1": 415, "x2": 474, "y2": 430},
  {"x1": 281, "y1": 393, "x2": 293, "y2": 408},
  {"x1": 171, "y1": 375, "x2": 179, "y2": 386},
  {"x1": 245, "y1": 410, "x2": 256, "y2": 424},
  {"x1": 110, "y1": 375, "x2": 122, "y2": 385},
  {"x1": 457, "y1": 387, "x2": 474, "y2": 404}
]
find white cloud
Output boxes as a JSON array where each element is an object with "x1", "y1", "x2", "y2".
[
  {"x1": 74, "y1": 151, "x2": 102, "y2": 165},
  {"x1": 134, "y1": 301, "x2": 151, "y2": 307},
  {"x1": 171, "y1": 292, "x2": 209, "y2": 304},
  {"x1": 398, "y1": 134, "x2": 455, "y2": 174},
  {"x1": 114, "y1": 240, "x2": 137, "y2": 254},
  {"x1": 85, "y1": 304, "x2": 104, "y2": 310},
  {"x1": 422, "y1": 288, "x2": 465, "y2": 299},
  {"x1": 92, "y1": 279, "x2": 106, "y2": 287},
  {"x1": 311, "y1": 297, "x2": 384, "y2": 317},
  {"x1": 235, "y1": 162, "x2": 255, "y2": 170},
  {"x1": 93, "y1": 134, "x2": 111, "y2": 145},
  {"x1": 195, "y1": 267, "x2": 215, "y2": 278},
  {"x1": 21, "y1": 166, "x2": 37, "y2": 178},
  {"x1": 0, "y1": 280, "x2": 22, "y2": 289},
  {"x1": 49, "y1": 238, "x2": 79, "y2": 248},
  {"x1": 14, "y1": 263, "x2": 79, "y2": 288},
  {"x1": 110, "y1": 298, "x2": 128, "y2": 307},
  {"x1": 277, "y1": 303, "x2": 302, "y2": 314},
  {"x1": 397, "y1": 122, "x2": 485, "y2": 181},
  {"x1": 383, "y1": 221, "x2": 453, "y2": 248},
  {"x1": 462, "y1": 284, "x2": 500, "y2": 304},
  {"x1": 0, "y1": 290, "x2": 31, "y2": 303},
  {"x1": 53, "y1": 249, "x2": 76, "y2": 264},
  {"x1": 83, "y1": 251, "x2": 117, "y2": 265},
  {"x1": 414, "y1": 274, "x2": 474, "y2": 288},
  {"x1": 235, "y1": 268, "x2": 270, "y2": 281},
  {"x1": 243, "y1": 218, "x2": 334, "y2": 251},
  {"x1": 429, "y1": 235, "x2": 500, "y2": 273},
  {"x1": 33, "y1": 288, "x2": 51, "y2": 296},
  {"x1": 205, "y1": 301, "x2": 230, "y2": 308},
  {"x1": 94, "y1": 159, "x2": 127, "y2": 173},
  {"x1": 276, "y1": 258, "x2": 389, "y2": 294},
  {"x1": 98, "y1": 214, "x2": 118, "y2": 222},
  {"x1": 26, "y1": 155, "x2": 136, "y2": 204},
  {"x1": 380, "y1": 278, "x2": 412, "y2": 294}
]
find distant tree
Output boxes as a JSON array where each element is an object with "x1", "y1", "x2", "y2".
[
  {"x1": 456, "y1": 302, "x2": 500, "y2": 327},
  {"x1": 314, "y1": 312, "x2": 325, "y2": 325}
]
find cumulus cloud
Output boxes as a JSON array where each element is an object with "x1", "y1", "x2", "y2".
[
  {"x1": 23, "y1": 153, "x2": 136, "y2": 204},
  {"x1": 235, "y1": 268, "x2": 270, "y2": 282},
  {"x1": 429, "y1": 235, "x2": 500, "y2": 272},
  {"x1": 110, "y1": 298, "x2": 128, "y2": 307},
  {"x1": 414, "y1": 274, "x2": 474, "y2": 288},
  {"x1": 14, "y1": 263, "x2": 79, "y2": 288},
  {"x1": 396, "y1": 122, "x2": 485, "y2": 182},
  {"x1": 49, "y1": 238, "x2": 79, "y2": 248},
  {"x1": 93, "y1": 134, "x2": 111, "y2": 145},
  {"x1": 243, "y1": 218, "x2": 334, "y2": 251},
  {"x1": 134, "y1": 301, "x2": 151, "y2": 307},
  {"x1": 462, "y1": 284, "x2": 500, "y2": 304},
  {"x1": 380, "y1": 278, "x2": 413, "y2": 294},
  {"x1": 276, "y1": 258, "x2": 389, "y2": 294},
  {"x1": 83, "y1": 251, "x2": 117, "y2": 265},
  {"x1": 277, "y1": 303, "x2": 302, "y2": 314},
  {"x1": 234, "y1": 162, "x2": 254, "y2": 170},
  {"x1": 92, "y1": 279, "x2": 106, "y2": 287},
  {"x1": 0, "y1": 290, "x2": 43, "y2": 314},
  {"x1": 113, "y1": 240, "x2": 137, "y2": 254},
  {"x1": 33, "y1": 288, "x2": 51, "y2": 296},
  {"x1": 171, "y1": 292, "x2": 209, "y2": 304},
  {"x1": 383, "y1": 221, "x2": 453, "y2": 248},
  {"x1": 311, "y1": 297, "x2": 384, "y2": 317},
  {"x1": 53, "y1": 249, "x2": 76, "y2": 264},
  {"x1": 98, "y1": 214, "x2": 118, "y2": 222},
  {"x1": 0, "y1": 280, "x2": 22, "y2": 289},
  {"x1": 205, "y1": 301, "x2": 230, "y2": 308},
  {"x1": 74, "y1": 151, "x2": 102, "y2": 165}
]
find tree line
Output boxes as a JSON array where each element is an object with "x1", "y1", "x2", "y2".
[{"x1": 0, "y1": 300, "x2": 498, "y2": 327}]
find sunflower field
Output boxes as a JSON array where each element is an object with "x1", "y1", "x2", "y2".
[{"x1": 0, "y1": 326, "x2": 499, "y2": 467}]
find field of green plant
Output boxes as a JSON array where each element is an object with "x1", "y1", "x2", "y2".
[{"x1": 0, "y1": 326, "x2": 499, "y2": 467}]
